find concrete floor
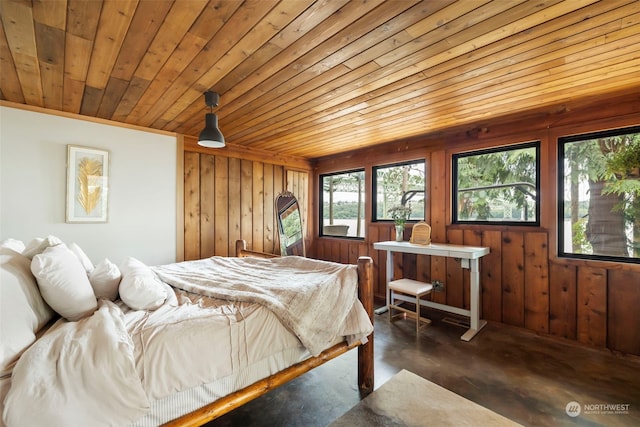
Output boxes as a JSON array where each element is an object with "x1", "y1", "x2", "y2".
[{"x1": 209, "y1": 308, "x2": 640, "y2": 427}]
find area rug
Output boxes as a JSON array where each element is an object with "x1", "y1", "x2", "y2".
[{"x1": 329, "y1": 369, "x2": 522, "y2": 426}]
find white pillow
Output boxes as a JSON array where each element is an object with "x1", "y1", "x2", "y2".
[
  {"x1": 119, "y1": 257, "x2": 166, "y2": 310},
  {"x1": 0, "y1": 248, "x2": 55, "y2": 375},
  {"x1": 31, "y1": 244, "x2": 98, "y2": 321},
  {"x1": 68, "y1": 242, "x2": 94, "y2": 273},
  {"x1": 89, "y1": 259, "x2": 121, "y2": 301},
  {"x1": 1, "y1": 238, "x2": 25, "y2": 253},
  {"x1": 22, "y1": 235, "x2": 63, "y2": 259}
]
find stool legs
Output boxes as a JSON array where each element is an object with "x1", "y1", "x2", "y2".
[
  {"x1": 388, "y1": 279, "x2": 433, "y2": 334},
  {"x1": 415, "y1": 294, "x2": 420, "y2": 334},
  {"x1": 388, "y1": 290, "x2": 431, "y2": 333}
]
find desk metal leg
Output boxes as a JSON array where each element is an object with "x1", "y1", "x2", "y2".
[
  {"x1": 460, "y1": 258, "x2": 487, "y2": 341},
  {"x1": 374, "y1": 249, "x2": 394, "y2": 315}
]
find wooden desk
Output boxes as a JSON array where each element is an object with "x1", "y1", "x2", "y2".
[{"x1": 373, "y1": 241, "x2": 490, "y2": 341}]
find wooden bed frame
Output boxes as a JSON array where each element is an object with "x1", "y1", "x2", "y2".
[{"x1": 162, "y1": 240, "x2": 374, "y2": 427}]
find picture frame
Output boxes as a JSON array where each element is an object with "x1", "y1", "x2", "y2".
[
  {"x1": 410, "y1": 221, "x2": 432, "y2": 245},
  {"x1": 66, "y1": 145, "x2": 110, "y2": 223}
]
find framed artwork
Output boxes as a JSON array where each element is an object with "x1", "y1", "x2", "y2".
[{"x1": 66, "y1": 145, "x2": 110, "y2": 223}]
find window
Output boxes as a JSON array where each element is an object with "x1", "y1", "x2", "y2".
[
  {"x1": 320, "y1": 169, "x2": 365, "y2": 238},
  {"x1": 558, "y1": 126, "x2": 640, "y2": 263},
  {"x1": 373, "y1": 160, "x2": 425, "y2": 222},
  {"x1": 453, "y1": 142, "x2": 539, "y2": 224}
]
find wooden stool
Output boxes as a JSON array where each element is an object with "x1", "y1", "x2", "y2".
[{"x1": 388, "y1": 278, "x2": 433, "y2": 333}]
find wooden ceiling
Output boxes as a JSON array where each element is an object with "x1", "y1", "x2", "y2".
[{"x1": 1, "y1": 0, "x2": 639, "y2": 158}]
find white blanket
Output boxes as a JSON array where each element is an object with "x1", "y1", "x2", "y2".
[
  {"x1": 3, "y1": 300, "x2": 149, "y2": 427},
  {"x1": 152, "y1": 256, "x2": 360, "y2": 356}
]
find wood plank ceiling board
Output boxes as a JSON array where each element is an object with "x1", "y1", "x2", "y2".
[
  {"x1": 0, "y1": 16, "x2": 24, "y2": 103},
  {"x1": 62, "y1": 0, "x2": 102, "y2": 113},
  {"x1": 33, "y1": 0, "x2": 66, "y2": 110},
  {"x1": 1, "y1": 0, "x2": 639, "y2": 158},
  {"x1": 112, "y1": 0, "x2": 214, "y2": 122},
  {"x1": 1, "y1": 0, "x2": 42, "y2": 106}
]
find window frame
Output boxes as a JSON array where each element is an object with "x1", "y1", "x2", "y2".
[
  {"x1": 557, "y1": 125, "x2": 640, "y2": 264},
  {"x1": 452, "y1": 141, "x2": 541, "y2": 226},
  {"x1": 371, "y1": 159, "x2": 426, "y2": 223},
  {"x1": 319, "y1": 168, "x2": 366, "y2": 240}
]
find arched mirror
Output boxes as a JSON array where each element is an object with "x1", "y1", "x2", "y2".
[{"x1": 275, "y1": 191, "x2": 305, "y2": 256}]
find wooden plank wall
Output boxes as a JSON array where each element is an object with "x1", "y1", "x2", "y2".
[
  {"x1": 182, "y1": 138, "x2": 311, "y2": 260},
  {"x1": 286, "y1": 169, "x2": 310, "y2": 251},
  {"x1": 182, "y1": 137, "x2": 312, "y2": 260},
  {"x1": 184, "y1": 152, "x2": 283, "y2": 259}
]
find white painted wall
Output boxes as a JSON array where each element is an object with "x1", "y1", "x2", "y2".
[{"x1": 0, "y1": 105, "x2": 177, "y2": 266}]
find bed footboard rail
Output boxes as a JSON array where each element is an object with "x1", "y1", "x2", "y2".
[{"x1": 235, "y1": 239, "x2": 279, "y2": 258}]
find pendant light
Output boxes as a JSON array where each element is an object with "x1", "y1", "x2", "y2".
[{"x1": 198, "y1": 91, "x2": 225, "y2": 148}]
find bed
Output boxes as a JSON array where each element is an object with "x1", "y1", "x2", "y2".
[{"x1": 0, "y1": 237, "x2": 374, "y2": 427}]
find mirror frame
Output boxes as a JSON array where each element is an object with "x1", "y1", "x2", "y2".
[{"x1": 275, "y1": 191, "x2": 305, "y2": 257}]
